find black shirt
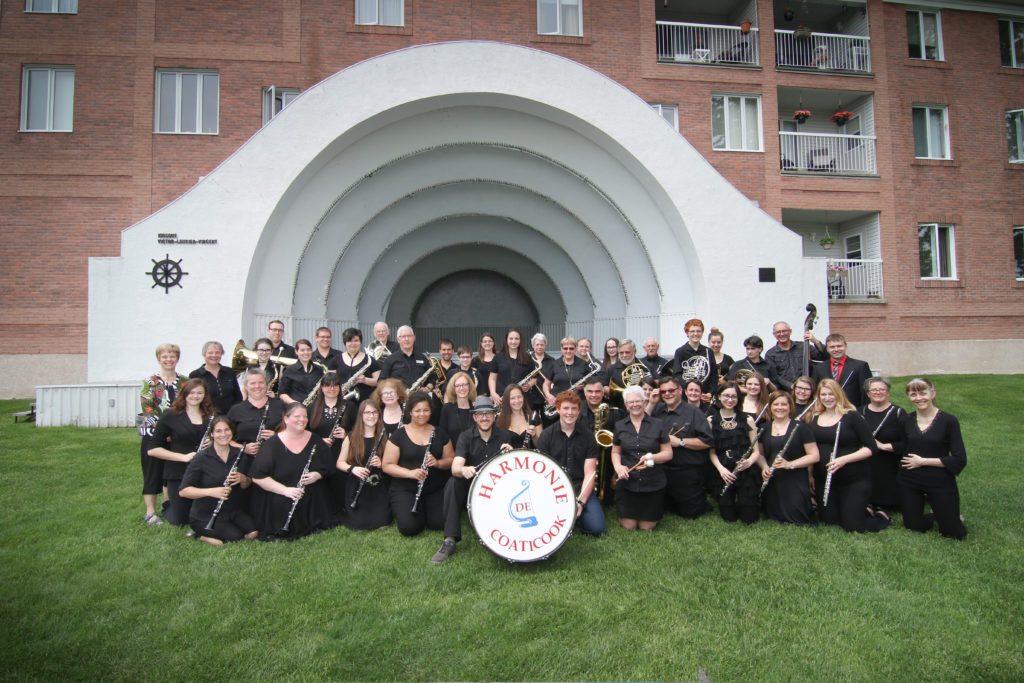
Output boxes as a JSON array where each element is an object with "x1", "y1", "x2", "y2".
[
  {"x1": 379, "y1": 350, "x2": 432, "y2": 390},
  {"x1": 455, "y1": 425, "x2": 514, "y2": 468},
  {"x1": 179, "y1": 446, "x2": 245, "y2": 523},
  {"x1": 440, "y1": 403, "x2": 474, "y2": 447},
  {"x1": 150, "y1": 410, "x2": 211, "y2": 480},
  {"x1": 549, "y1": 357, "x2": 590, "y2": 394},
  {"x1": 727, "y1": 356, "x2": 779, "y2": 387},
  {"x1": 492, "y1": 352, "x2": 535, "y2": 397},
  {"x1": 312, "y1": 347, "x2": 342, "y2": 370},
  {"x1": 188, "y1": 365, "x2": 243, "y2": 415},
  {"x1": 470, "y1": 356, "x2": 495, "y2": 396},
  {"x1": 388, "y1": 427, "x2": 451, "y2": 493},
  {"x1": 526, "y1": 354, "x2": 556, "y2": 408},
  {"x1": 270, "y1": 342, "x2": 297, "y2": 360},
  {"x1": 612, "y1": 414, "x2": 669, "y2": 493},
  {"x1": 651, "y1": 402, "x2": 713, "y2": 467},
  {"x1": 765, "y1": 341, "x2": 825, "y2": 391},
  {"x1": 335, "y1": 353, "x2": 379, "y2": 403},
  {"x1": 639, "y1": 354, "x2": 669, "y2": 377},
  {"x1": 536, "y1": 423, "x2": 598, "y2": 492},
  {"x1": 672, "y1": 343, "x2": 718, "y2": 395},
  {"x1": 898, "y1": 411, "x2": 967, "y2": 487},
  {"x1": 226, "y1": 398, "x2": 285, "y2": 444},
  {"x1": 279, "y1": 362, "x2": 324, "y2": 404},
  {"x1": 810, "y1": 411, "x2": 874, "y2": 485}
]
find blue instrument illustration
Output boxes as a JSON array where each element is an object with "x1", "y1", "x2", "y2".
[{"x1": 508, "y1": 479, "x2": 539, "y2": 528}]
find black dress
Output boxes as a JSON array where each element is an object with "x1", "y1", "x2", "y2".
[
  {"x1": 150, "y1": 410, "x2": 210, "y2": 526},
  {"x1": 860, "y1": 404, "x2": 906, "y2": 509},
  {"x1": 471, "y1": 356, "x2": 495, "y2": 396},
  {"x1": 898, "y1": 411, "x2": 967, "y2": 539},
  {"x1": 251, "y1": 435, "x2": 339, "y2": 539},
  {"x1": 810, "y1": 412, "x2": 880, "y2": 532},
  {"x1": 388, "y1": 427, "x2": 451, "y2": 537},
  {"x1": 308, "y1": 401, "x2": 355, "y2": 521},
  {"x1": 440, "y1": 403, "x2": 473, "y2": 447},
  {"x1": 179, "y1": 446, "x2": 256, "y2": 542},
  {"x1": 344, "y1": 435, "x2": 392, "y2": 531},
  {"x1": 710, "y1": 410, "x2": 759, "y2": 524},
  {"x1": 336, "y1": 354, "x2": 379, "y2": 404},
  {"x1": 760, "y1": 420, "x2": 815, "y2": 525}
]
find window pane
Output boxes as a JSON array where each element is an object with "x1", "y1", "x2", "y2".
[
  {"x1": 711, "y1": 97, "x2": 725, "y2": 149},
  {"x1": 937, "y1": 226, "x2": 953, "y2": 277},
  {"x1": 1009, "y1": 111, "x2": 1024, "y2": 162},
  {"x1": 1015, "y1": 21, "x2": 1024, "y2": 67},
  {"x1": 912, "y1": 108, "x2": 928, "y2": 157},
  {"x1": 907, "y1": 11, "x2": 922, "y2": 59},
  {"x1": 27, "y1": 0, "x2": 51, "y2": 11},
  {"x1": 381, "y1": 0, "x2": 403, "y2": 26},
  {"x1": 922, "y1": 13, "x2": 939, "y2": 59},
  {"x1": 180, "y1": 73, "x2": 198, "y2": 133},
  {"x1": 538, "y1": 0, "x2": 558, "y2": 34},
  {"x1": 157, "y1": 73, "x2": 177, "y2": 132},
  {"x1": 25, "y1": 69, "x2": 50, "y2": 130},
  {"x1": 928, "y1": 108, "x2": 945, "y2": 157},
  {"x1": 52, "y1": 69, "x2": 73, "y2": 131},
  {"x1": 201, "y1": 74, "x2": 218, "y2": 134},
  {"x1": 355, "y1": 0, "x2": 377, "y2": 24},
  {"x1": 57, "y1": 0, "x2": 77, "y2": 12},
  {"x1": 727, "y1": 97, "x2": 742, "y2": 149},
  {"x1": 918, "y1": 225, "x2": 934, "y2": 278},
  {"x1": 743, "y1": 97, "x2": 759, "y2": 150},
  {"x1": 1014, "y1": 228, "x2": 1024, "y2": 279},
  {"x1": 1001, "y1": 20, "x2": 1013, "y2": 66},
  {"x1": 561, "y1": 0, "x2": 580, "y2": 36}
]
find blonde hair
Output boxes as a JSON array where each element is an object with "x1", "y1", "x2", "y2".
[
  {"x1": 155, "y1": 343, "x2": 180, "y2": 360},
  {"x1": 812, "y1": 378, "x2": 856, "y2": 416},
  {"x1": 443, "y1": 371, "x2": 478, "y2": 404}
]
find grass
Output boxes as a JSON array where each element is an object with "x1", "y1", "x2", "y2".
[{"x1": 1, "y1": 375, "x2": 1022, "y2": 682}]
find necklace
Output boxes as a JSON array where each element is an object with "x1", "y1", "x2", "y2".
[{"x1": 719, "y1": 411, "x2": 737, "y2": 430}]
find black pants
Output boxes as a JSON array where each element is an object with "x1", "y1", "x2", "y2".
[
  {"x1": 718, "y1": 468, "x2": 760, "y2": 524},
  {"x1": 900, "y1": 478, "x2": 966, "y2": 540},
  {"x1": 163, "y1": 478, "x2": 192, "y2": 525},
  {"x1": 191, "y1": 509, "x2": 257, "y2": 542},
  {"x1": 817, "y1": 475, "x2": 872, "y2": 533},
  {"x1": 140, "y1": 438, "x2": 163, "y2": 496},
  {"x1": 664, "y1": 465, "x2": 709, "y2": 518},
  {"x1": 442, "y1": 477, "x2": 471, "y2": 541},
  {"x1": 390, "y1": 487, "x2": 445, "y2": 537}
]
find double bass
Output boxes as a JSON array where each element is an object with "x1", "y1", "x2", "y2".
[{"x1": 802, "y1": 303, "x2": 818, "y2": 378}]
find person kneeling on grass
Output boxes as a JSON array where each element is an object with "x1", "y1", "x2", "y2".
[
  {"x1": 179, "y1": 416, "x2": 258, "y2": 546},
  {"x1": 430, "y1": 396, "x2": 514, "y2": 564}
]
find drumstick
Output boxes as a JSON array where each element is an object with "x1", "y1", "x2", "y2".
[
  {"x1": 622, "y1": 452, "x2": 655, "y2": 477},
  {"x1": 575, "y1": 470, "x2": 598, "y2": 506}
]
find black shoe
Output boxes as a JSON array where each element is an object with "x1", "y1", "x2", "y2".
[{"x1": 431, "y1": 539, "x2": 456, "y2": 565}]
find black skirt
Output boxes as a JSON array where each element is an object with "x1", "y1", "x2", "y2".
[{"x1": 615, "y1": 488, "x2": 664, "y2": 522}]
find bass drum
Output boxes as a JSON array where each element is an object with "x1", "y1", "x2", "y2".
[{"x1": 467, "y1": 449, "x2": 577, "y2": 563}]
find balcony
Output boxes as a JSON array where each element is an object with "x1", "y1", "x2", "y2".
[
  {"x1": 775, "y1": 30, "x2": 871, "y2": 74},
  {"x1": 825, "y1": 259, "x2": 884, "y2": 300},
  {"x1": 656, "y1": 21, "x2": 759, "y2": 67},
  {"x1": 780, "y1": 131, "x2": 877, "y2": 175}
]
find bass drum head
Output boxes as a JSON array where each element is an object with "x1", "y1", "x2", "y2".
[{"x1": 467, "y1": 449, "x2": 577, "y2": 563}]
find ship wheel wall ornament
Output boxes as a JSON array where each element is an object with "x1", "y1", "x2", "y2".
[{"x1": 146, "y1": 254, "x2": 188, "y2": 293}]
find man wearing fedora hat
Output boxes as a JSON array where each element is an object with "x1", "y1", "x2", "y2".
[{"x1": 431, "y1": 396, "x2": 514, "y2": 564}]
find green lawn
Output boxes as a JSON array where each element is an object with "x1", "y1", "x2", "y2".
[{"x1": 1, "y1": 375, "x2": 1022, "y2": 681}]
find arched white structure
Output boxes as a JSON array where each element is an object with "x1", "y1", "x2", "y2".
[{"x1": 89, "y1": 42, "x2": 825, "y2": 381}]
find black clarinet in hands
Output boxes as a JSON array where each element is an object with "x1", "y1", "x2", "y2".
[
  {"x1": 282, "y1": 444, "x2": 317, "y2": 532},
  {"x1": 410, "y1": 428, "x2": 436, "y2": 513},
  {"x1": 205, "y1": 448, "x2": 243, "y2": 530},
  {"x1": 350, "y1": 429, "x2": 387, "y2": 509},
  {"x1": 195, "y1": 415, "x2": 215, "y2": 454},
  {"x1": 521, "y1": 410, "x2": 539, "y2": 448}
]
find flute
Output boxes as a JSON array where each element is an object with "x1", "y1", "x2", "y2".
[
  {"x1": 759, "y1": 419, "x2": 804, "y2": 497},
  {"x1": 410, "y1": 428, "x2": 436, "y2": 513},
  {"x1": 281, "y1": 444, "x2": 317, "y2": 533},
  {"x1": 350, "y1": 428, "x2": 387, "y2": 509},
  {"x1": 821, "y1": 421, "x2": 842, "y2": 508}
]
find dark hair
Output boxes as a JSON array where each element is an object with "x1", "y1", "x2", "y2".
[
  {"x1": 348, "y1": 400, "x2": 382, "y2": 466},
  {"x1": 404, "y1": 392, "x2": 433, "y2": 420},
  {"x1": 321, "y1": 371, "x2": 341, "y2": 387},
  {"x1": 276, "y1": 402, "x2": 308, "y2": 432},
  {"x1": 170, "y1": 378, "x2": 215, "y2": 418},
  {"x1": 500, "y1": 328, "x2": 533, "y2": 367},
  {"x1": 478, "y1": 332, "x2": 496, "y2": 358},
  {"x1": 253, "y1": 337, "x2": 273, "y2": 351},
  {"x1": 342, "y1": 327, "x2": 362, "y2": 344},
  {"x1": 716, "y1": 381, "x2": 741, "y2": 399},
  {"x1": 439, "y1": 338, "x2": 454, "y2": 349},
  {"x1": 497, "y1": 384, "x2": 529, "y2": 430},
  {"x1": 294, "y1": 339, "x2": 312, "y2": 351},
  {"x1": 208, "y1": 415, "x2": 235, "y2": 439},
  {"x1": 767, "y1": 390, "x2": 795, "y2": 416},
  {"x1": 743, "y1": 335, "x2": 764, "y2": 350}
]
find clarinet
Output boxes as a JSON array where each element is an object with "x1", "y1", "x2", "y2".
[
  {"x1": 281, "y1": 444, "x2": 317, "y2": 532},
  {"x1": 195, "y1": 415, "x2": 215, "y2": 453},
  {"x1": 720, "y1": 420, "x2": 769, "y2": 497},
  {"x1": 521, "y1": 410, "x2": 539, "y2": 448},
  {"x1": 350, "y1": 429, "x2": 388, "y2": 509},
  {"x1": 410, "y1": 428, "x2": 436, "y2": 513},
  {"x1": 759, "y1": 418, "x2": 804, "y2": 496},
  {"x1": 821, "y1": 420, "x2": 843, "y2": 508},
  {"x1": 205, "y1": 448, "x2": 243, "y2": 530}
]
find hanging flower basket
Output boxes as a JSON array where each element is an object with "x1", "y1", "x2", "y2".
[
  {"x1": 819, "y1": 235, "x2": 835, "y2": 249},
  {"x1": 793, "y1": 109, "x2": 812, "y2": 124},
  {"x1": 831, "y1": 110, "x2": 853, "y2": 126}
]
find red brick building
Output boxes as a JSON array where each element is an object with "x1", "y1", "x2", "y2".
[{"x1": 2, "y1": 0, "x2": 1023, "y2": 397}]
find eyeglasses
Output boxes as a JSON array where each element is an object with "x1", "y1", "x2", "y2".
[
  {"x1": 256, "y1": 348, "x2": 272, "y2": 353},
  {"x1": 661, "y1": 387, "x2": 678, "y2": 394},
  {"x1": 363, "y1": 410, "x2": 379, "y2": 416},
  {"x1": 380, "y1": 391, "x2": 396, "y2": 397},
  {"x1": 562, "y1": 346, "x2": 576, "y2": 350},
  {"x1": 269, "y1": 327, "x2": 284, "y2": 333},
  {"x1": 454, "y1": 383, "x2": 470, "y2": 389}
]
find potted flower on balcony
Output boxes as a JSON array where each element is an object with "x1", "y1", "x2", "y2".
[
  {"x1": 826, "y1": 262, "x2": 848, "y2": 276},
  {"x1": 819, "y1": 234, "x2": 835, "y2": 249},
  {"x1": 795, "y1": 24, "x2": 812, "y2": 40},
  {"x1": 831, "y1": 110, "x2": 853, "y2": 126},
  {"x1": 793, "y1": 108, "x2": 812, "y2": 124}
]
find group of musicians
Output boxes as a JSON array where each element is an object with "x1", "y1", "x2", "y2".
[{"x1": 137, "y1": 316, "x2": 968, "y2": 559}]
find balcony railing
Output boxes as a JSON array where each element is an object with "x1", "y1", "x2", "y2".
[
  {"x1": 780, "y1": 131, "x2": 877, "y2": 175},
  {"x1": 656, "y1": 21, "x2": 759, "y2": 66},
  {"x1": 826, "y1": 259, "x2": 884, "y2": 300},
  {"x1": 775, "y1": 30, "x2": 871, "y2": 73}
]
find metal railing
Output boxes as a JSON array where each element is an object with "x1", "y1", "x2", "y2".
[
  {"x1": 779, "y1": 131, "x2": 877, "y2": 175},
  {"x1": 656, "y1": 21, "x2": 759, "y2": 66},
  {"x1": 825, "y1": 259, "x2": 883, "y2": 300},
  {"x1": 775, "y1": 29, "x2": 871, "y2": 73}
]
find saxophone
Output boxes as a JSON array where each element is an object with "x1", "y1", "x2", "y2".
[{"x1": 341, "y1": 356, "x2": 373, "y2": 401}]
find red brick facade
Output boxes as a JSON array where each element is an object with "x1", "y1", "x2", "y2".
[{"x1": 1, "y1": 0, "x2": 1021, "y2": 355}]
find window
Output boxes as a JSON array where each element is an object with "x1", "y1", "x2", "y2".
[
  {"x1": 1008, "y1": 109, "x2": 1024, "y2": 163},
  {"x1": 711, "y1": 94, "x2": 761, "y2": 151},
  {"x1": 999, "y1": 19, "x2": 1024, "y2": 68},
  {"x1": 538, "y1": 0, "x2": 581, "y2": 36},
  {"x1": 918, "y1": 223, "x2": 956, "y2": 279},
  {"x1": 650, "y1": 104, "x2": 678, "y2": 129},
  {"x1": 355, "y1": 0, "x2": 404, "y2": 26},
  {"x1": 155, "y1": 70, "x2": 219, "y2": 134},
  {"x1": 844, "y1": 234, "x2": 863, "y2": 260},
  {"x1": 25, "y1": 0, "x2": 76, "y2": 12},
  {"x1": 262, "y1": 87, "x2": 300, "y2": 125},
  {"x1": 912, "y1": 105, "x2": 949, "y2": 159},
  {"x1": 1015, "y1": 227, "x2": 1024, "y2": 280},
  {"x1": 907, "y1": 10, "x2": 942, "y2": 60},
  {"x1": 20, "y1": 66, "x2": 74, "y2": 132}
]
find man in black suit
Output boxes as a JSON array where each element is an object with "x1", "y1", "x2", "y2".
[{"x1": 812, "y1": 333, "x2": 872, "y2": 407}]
